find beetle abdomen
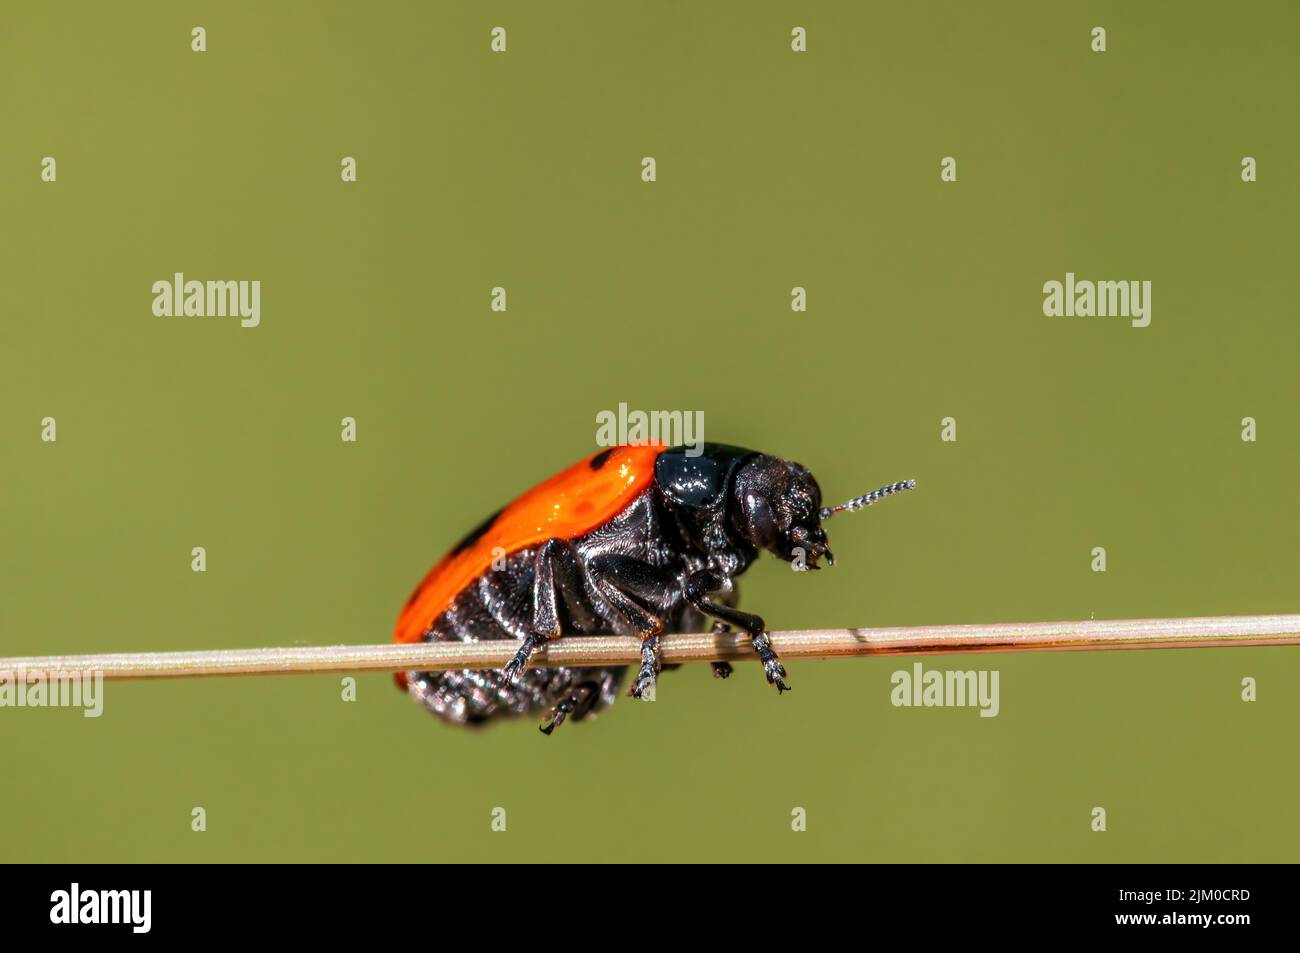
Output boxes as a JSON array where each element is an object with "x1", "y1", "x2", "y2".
[
  {"x1": 405, "y1": 657, "x2": 625, "y2": 726},
  {"x1": 401, "y1": 548, "x2": 626, "y2": 725}
]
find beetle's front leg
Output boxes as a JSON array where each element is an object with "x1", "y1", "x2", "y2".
[{"x1": 684, "y1": 569, "x2": 789, "y2": 693}]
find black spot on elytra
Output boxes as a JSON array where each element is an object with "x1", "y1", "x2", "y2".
[
  {"x1": 452, "y1": 507, "x2": 503, "y2": 555},
  {"x1": 590, "y1": 448, "x2": 615, "y2": 470}
]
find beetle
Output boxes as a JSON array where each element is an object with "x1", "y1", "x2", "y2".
[{"x1": 393, "y1": 442, "x2": 915, "y2": 734}]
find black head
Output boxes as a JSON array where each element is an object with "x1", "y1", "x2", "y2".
[{"x1": 730, "y1": 454, "x2": 916, "y2": 569}]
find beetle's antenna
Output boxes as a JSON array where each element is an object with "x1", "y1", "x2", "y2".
[{"x1": 819, "y1": 479, "x2": 916, "y2": 520}]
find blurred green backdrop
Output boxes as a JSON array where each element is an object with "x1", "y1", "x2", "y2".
[{"x1": 2, "y1": 1, "x2": 1297, "y2": 863}]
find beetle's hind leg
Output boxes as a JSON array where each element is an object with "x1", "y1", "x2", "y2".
[
  {"x1": 501, "y1": 539, "x2": 591, "y2": 686},
  {"x1": 502, "y1": 635, "x2": 544, "y2": 686}
]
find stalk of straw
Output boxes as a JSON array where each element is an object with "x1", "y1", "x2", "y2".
[{"x1": 0, "y1": 614, "x2": 1296, "y2": 680}]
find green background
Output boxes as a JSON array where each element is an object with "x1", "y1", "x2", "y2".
[{"x1": 2, "y1": 1, "x2": 1297, "y2": 862}]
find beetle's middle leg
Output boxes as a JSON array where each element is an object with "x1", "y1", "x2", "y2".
[{"x1": 587, "y1": 554, "x2": 677, "y2": 700}]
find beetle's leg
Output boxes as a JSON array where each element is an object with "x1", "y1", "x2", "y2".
[
  {"x1": 706, "y1": 585, "x2": 740, "y2": 678},
  {"x1": 501, "y1": 638, "x2": 541, "y2": 687},
  {"x1": 710, "y1": 623, "x2": 734, "y2": 679},
  {"x1": 632, "y1": 634, "x2": 661, "y2": 700},
  {"x1": 501, "y1": 539, "x2": 578, "y2": 686},
  {"x1": 586, "y1": 555, "x2": 675, "y2": 700},
  {"x1": 539, "y1": 669, "x2": 622, "y2": 735},
  {"x1": 539, "y1": 680, "x2": 599, "y2": 735},
  {"x1": 677, "y1": 604, "x2": 730, "y2": 677},
  {"x1": 530, "y1": 539, "x2": 569, "y2": 639},
  {"x1": 685, "y1": 569, "x2": 789, "y2": 693},
  {"x1": 478, "y1": 573, "x2": 543, "y2": 689},
  {"x1": 536, "y1": 538, "x2": 606, "y2": 630}
]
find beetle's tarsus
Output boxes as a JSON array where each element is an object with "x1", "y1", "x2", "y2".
[
  {"x1": 539, "y1": 681, "x2": 599, "y2": 734},
  {"x1": 629, "y1": 634, "x2": 661, "y2": 700},
  {"x1": 752, "y1": 632, "x2": 790, "y2": 693},
  {"x1": 502, "y1": 634, "x2": 544, "y2": 686}
]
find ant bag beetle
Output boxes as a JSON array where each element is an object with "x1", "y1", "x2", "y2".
[{"x1": 393, "y1": 443, "x2": 915, "y2": 734}]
